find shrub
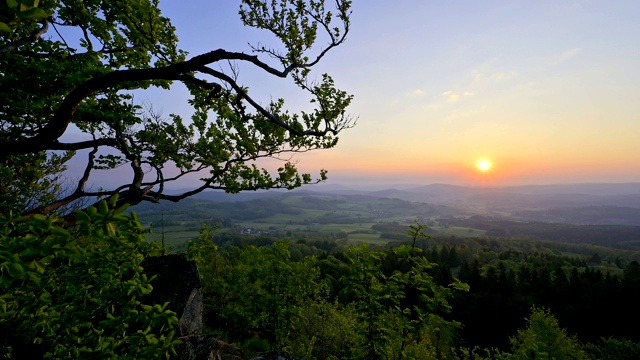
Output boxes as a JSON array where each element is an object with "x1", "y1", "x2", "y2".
[{"x1": 0, "y1": 197, "x2": 180, "y2": 359}]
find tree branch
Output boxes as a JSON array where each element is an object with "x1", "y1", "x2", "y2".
[
  {"x1": 49, "y1": 138, "x2": 118, "y2": 150},
  {"x1": 0, "y1": 20, "x2": 49, "y2": 53},
  {"x1": 199, "y1": 66, "x2": 339, "y2": 137},
  {"x1": 24, "y1": 146, "x2": 98, "y2": 217},
  {"x1": 0, "y1": 49, "x2": 310, "y2": 156}
]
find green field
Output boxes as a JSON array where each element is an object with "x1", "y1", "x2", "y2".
[
  {"x1": 346, "y1": 233, "x2": 389, "y2": 246},
  {"x1": 145, "y1": 226, "x2": 200, "y2": 247},
  {"x1": 133, "y1": 190, "x2": 640, "y2": 252},
  {"x1": 145, "y1": 221, "x2": 476, "y2": 248},
  {"x1": 133, "y1": 192, "x2": 480, "y2": 247}
]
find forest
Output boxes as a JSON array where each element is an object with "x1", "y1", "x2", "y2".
[
  {"x1": 5, "y1": 176, "x2": 640, "y2": 358},
  {"x1": 4, "y1": 194, "x2": 640, "y2": 359},
  {"x1": 131, "y1": 191, "x2": 640, "y2": 358}
]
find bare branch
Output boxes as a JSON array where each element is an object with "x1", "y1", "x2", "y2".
[
  {"x1": 50, "y1": 21, "x2": 70, "y2": 49},
  {"x1": 80, "y1": 24, "x2": 93, "y2": 51},
  {"x1": 24, "y1": 146, "x2": 99, "y2": 216}
]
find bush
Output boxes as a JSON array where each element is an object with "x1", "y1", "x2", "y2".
[
  {"x1": 510, "y1": 307, "x2": 587, "y2": 360},
  {"x1": 0, "y1": 198, "x2": 180, "y2": 359},
  {"x1": 584, "y1": 337, "x2": 640, "y2": 360},
  {"x1": 287, "y1": 298, "x2": 362, "y2": 360}
]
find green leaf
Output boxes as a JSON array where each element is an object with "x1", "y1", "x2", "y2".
[
  {"x1": 0, "y1": 22, "x2": 12, "y2": 33},
  {"x1": 6, "y1": 0, "x2": 19, "y2": 9},
  {"x1": 7, "y1": 261, "x2": 24, "y2": 278},
  {"x1": 87, "y1": 206, "x2": 98, "y2": 217},
  {"x1": 16, "y1": 7, "x2": 48, "y2": 19},
  {"x1": 98, "y1": 200, "x2": 109, "y2": 214},
  {"x1": 114, "y1": 203, "x2": 130, "y2": 214},
  {"x1": 19, "y1": 0, "x2": 38, "y2": 8},
  {"x1": 106, "y1": 223, "x2": 116, "y2": 236},
  {"x1": 74, "y1": 210, "x2": 90, "y2": 223},
  {"x1": 108, "y1": 195, "x2": 119, "y2": 208},
  {"x1": 50, "y1": 226, "x2": 69, "y2": 238}
]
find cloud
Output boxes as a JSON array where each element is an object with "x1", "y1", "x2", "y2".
[
  {"x1": 443, "y1": 90, "x2": 460, "y2": 103},
  {"x1": 469, "y1": 58, "x2": 517, "y2": 83},
  {"x1": 471, "y1": 69, "x2": 515, "y2": 82},
  {"x1": 442, "y1": 90, "x2": 474, "y2": 103},
  {"x1": 550, "y1": 47, "x2": 582, "y2": 65},
  {"x1": 407, "y1": 89, "x2": 427, "y2": 98}
]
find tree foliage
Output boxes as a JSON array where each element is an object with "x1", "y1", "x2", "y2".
[
  {"x1": 188, "y1": 223, "x2": 468, "y2": 359},
  {"x1": 0, "y1": 197, "x2": 179, "y2": 359},
  {"x1": 509, "y1": 307, "x2": 587, "y2": 360},
  {"x1": 188, "y1": 233, "x2": 336, "y2": 357},
  {"x1": 0, "y1": 0, "x2": 354, "y2": 218}
]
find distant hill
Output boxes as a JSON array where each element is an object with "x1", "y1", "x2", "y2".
[
  {"x1": 131, "y1": 184, "x2": 640, "y2": 249},
  {"x1": 132, "y1": 192, "x2": 468, "y2": 229},
  {"x1": 513, "y1": 206, "x2": 640, "y2": 226},
  {"x1": 312, "y1": 183, "x2": 640, "y2": 212},
  {"x1": 443, "y1": 215, "x2": 640, "y2": 250},
  {"x1": 146, "y1": 183, "x2": 640, "y2": 226}
]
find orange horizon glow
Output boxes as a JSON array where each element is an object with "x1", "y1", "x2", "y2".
[
  {"x1": 284, "y1": 148, "x2": 640, "y2": 187},
  {"x1": 201, "y1": 152, "x2": 636, "y2": 192}
]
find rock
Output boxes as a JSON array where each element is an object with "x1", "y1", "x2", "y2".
[
  {"x1": 179, "y1": 286, "x2": 204, "y2": 336},
  {"x1": 143, "y1": 254, "x2": 224, "y2": 359},
  {"x1": 141, "y1": 255, "x2": 201, "y2": 320},
  {"x1": 141, "y1": 253, "x2": 204, "y2": 336}
]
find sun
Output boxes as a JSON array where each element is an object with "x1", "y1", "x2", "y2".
[{"x1": 475, "y1": 158, "x2": 492, "y2": 173}]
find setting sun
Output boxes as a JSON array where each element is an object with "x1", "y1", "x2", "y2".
[{"x1": 476, "y1": 159, "x2": 493, "y2": 173}]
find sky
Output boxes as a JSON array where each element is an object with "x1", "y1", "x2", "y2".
[{"x1": 144, "y1": 1, "x2": 640, "y2": 188}]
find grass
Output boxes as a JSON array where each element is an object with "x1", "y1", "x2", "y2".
[
  {"x1": 312, "y1": 223, "x2": 375, "y2": 233},
  {"x1": 347, "y1": 233, "x2": 390, "y2": 246},
  {"x1": 145, "y1": 225, "x2": 200, "y2": 246}
]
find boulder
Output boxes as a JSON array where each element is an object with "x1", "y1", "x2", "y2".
[{"x1": 141, "y1": 253, "x2": 202, "y2": 335}]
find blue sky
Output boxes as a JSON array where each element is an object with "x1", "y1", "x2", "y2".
[{"x1": 130, "y1": 1, "x2": 640, "y2": 187}]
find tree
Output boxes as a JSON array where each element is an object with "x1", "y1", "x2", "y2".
[
  {"x1": 509, "y1": 307, "x2": 587, "y2": 360},
  {"x1": 187, "y1": 232, "x2": 337, "y2": 357},
  {"x1": 0, "y1": 0, "x2": 354, "y2": 219},
  {"x1": 341, "y1": 243, "x2": 468, "y2": 360}
]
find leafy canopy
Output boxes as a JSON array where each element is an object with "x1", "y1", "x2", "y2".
[
  {"x1": 0, "y1": 197, "x2": 179, "y2": 359},
  {"x1": 187, "y1": 226, "x2": 469, "y2": 359},
  {"x1": 0, "y1": 0, "x2": 354, "y2": 218}
]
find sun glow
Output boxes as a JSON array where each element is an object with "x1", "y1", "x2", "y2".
[{"x1": 475, "y1": 159, "x2": 492, "y2": 173}]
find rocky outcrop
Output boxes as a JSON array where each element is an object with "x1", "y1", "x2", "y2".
[
  {"x1": 141, "y1": 254, "x2": 203, "y2": 336},
  {"x1": 142, "y1": 254, "x2": 221, "y2": 359},
  {"x1": 142, "y1": 254, "x2": 303, "y2": 360}
]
